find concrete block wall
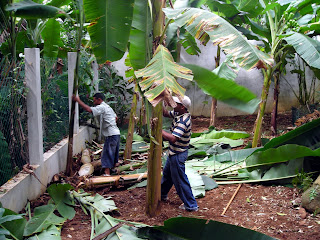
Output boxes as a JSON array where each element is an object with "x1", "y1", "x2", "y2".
[{"x1": 0, "y1": 49, "x2": 94, "y2": 212}]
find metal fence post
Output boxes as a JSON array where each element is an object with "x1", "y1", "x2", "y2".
[
  {"x1": 68, "y1": 52, "x2": 79, "y2": 134},
  {"x1": 25, "y1": 48, "x2": 43, "y2": 166}
]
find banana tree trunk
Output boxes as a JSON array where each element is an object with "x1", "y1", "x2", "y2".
[
  {"x1": 252, "y1": 68, "x2": 272, "y2": 148},
  {"x1": 146, "y1": 0, "x2": 165, "y2": 217},
  {"x1": 66, "y1": 4, "x2": 83, "y2": 176},
  {"x1": 66, "y1": 50, "x2": 80, "y2": 176},
  {"x1": 271, "y1": 72, "x2": 280, "y2": 136},
  {"x1": 123, "y1": 92, "x2": 138, "y2": 160},
  {"x1": 209, "y1": 46, "x2": 221, "y2": 127}
]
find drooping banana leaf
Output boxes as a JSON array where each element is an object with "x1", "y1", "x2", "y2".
[
  {"x1": 212, "y1": 55, "x2": 240, "y2": 81},
  {"x1": 284, "y1": 32, "x2": 320, "y2": 69},
  {"x1": 5, "y1": 0, "x2": 67, "y2": 19},
  {"x1": 83, "y1": 0, "x2": 134, "y2": 63},
  {"x1": 262, "y1": 118, "x2": 320, "y2": 150},
  {"x1": 136, "y1": 217, "x2": 278, "y2": 240},
  {"x1": 41, "y1": 19, "x2": 62, "y2": 58},
  {"x1": 47, "y1": 184, "x2": 75, "y2": 220},
  {"x1": 135, "y1": 45, "x2": 193, "y2": 106},
  {"x1": 128, "y1": 0, "x2": 152, "y2": 70},
  {"x1": 179, "y1": 31, "x2": 201, "y2": 56},
  {"x1": 163, "y1": 8, "x2": 273, "y2": 70},
  {"x1": 182, "y1": 64, "x2": 260, "y2": 113},
  {"x1": 246, "y1": 144, "x2": 320, "y2": 168}
]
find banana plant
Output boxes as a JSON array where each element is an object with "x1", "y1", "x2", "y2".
[{"x1": 212, "y1": 0, "x2": 320, "y2": 144}]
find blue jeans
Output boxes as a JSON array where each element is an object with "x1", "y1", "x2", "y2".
[
  {"x1": 101, "y1": 135, "x2": 120, "y2": 168},
  {"x1": 161, "y1": 150, "x2": 198, "y2": 211}
]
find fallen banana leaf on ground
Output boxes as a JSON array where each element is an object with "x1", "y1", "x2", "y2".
[{"x1": 136, "y1": 217, "x2": 277, "y2": 239}]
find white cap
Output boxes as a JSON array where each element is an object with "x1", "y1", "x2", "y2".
[{"x1": 172, "y1": 95, "x2": 191, "y2": 109}]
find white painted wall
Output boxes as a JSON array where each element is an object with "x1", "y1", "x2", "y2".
[{"x1": 112, "y1": 42, "x2": 319, "y2": 117}]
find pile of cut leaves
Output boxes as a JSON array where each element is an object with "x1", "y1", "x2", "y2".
[{"x1": 81, "y1": 118, "x2": 320, "y2": 199}]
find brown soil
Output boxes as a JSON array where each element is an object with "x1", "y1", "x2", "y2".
[{"x1": 35, "y1": 112, "x2": 320, "y2": 240}]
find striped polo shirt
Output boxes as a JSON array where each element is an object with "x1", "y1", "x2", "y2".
[{"x1": 168, "y1": 111, "x2": 192, "y2": 155}]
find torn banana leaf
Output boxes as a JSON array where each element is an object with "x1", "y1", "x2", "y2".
[
  {"x1": 95, "y1": 215, "x2": 147, "y2": 240},
  {"x1": 137, "y1": 217, "x2": 277, "y2": 240},
  {"x1": 185, "y1": 164, "x2": 205, "y2": 198},
  {"x1": 202, "y1": 129, "x2": 250, "y2": 140},
  {"x1": 191, "y1": 137, "x2": 244, "y2": 148}
]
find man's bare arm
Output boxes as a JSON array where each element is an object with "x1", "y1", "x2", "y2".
[
  {"x1": 72, "y1": 95, "x2": 92, "y2": 113},
  {"x1": 162, "y1": 130, "x2": 177, "y2": 144}
]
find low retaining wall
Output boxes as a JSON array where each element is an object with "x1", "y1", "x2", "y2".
[{"x1": 0, "y1": 126, "x2": 94, "y2": 212}]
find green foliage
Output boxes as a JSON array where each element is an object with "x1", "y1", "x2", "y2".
[
  {"x1": 137, "y1": 217, "x2": 278, "y2": 240},
  {"x1": 0, "y1": 130, "x2": 12, "y2": 186},
  {"x1": 0, "y1": 207, "x2": 25, "y2": 240},
  {"x1": 309, "y1": 186, "x2": 319, "y2": 201},
  {"x1": 98, "y1": 64, "x2": 133, "y2": 126},
  {"x1": 292, "y1": 169, "x2": 313, "y2": 191},
  {"x1": 40, "y1": 57, "x2": 69, "y2": 151}
]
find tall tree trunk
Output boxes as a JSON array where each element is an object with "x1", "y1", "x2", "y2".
[
  {"x1": 271, "y1": 72, "x2": 280, "y2": 136},
  {"x1": 209, "y1": 45, "x2": 221, "y2": 127},
  {"x1": 145, "y1": 0, "x2": 165, "y2": 217},
  {"x1": 66, "y1": 2, "x2": 83, "y2": 176},
  {"x1": 123, "y1": 92, "x2": 138, "y2": 160},
  {"x1": 252, "y1": 68, "x2": 272, "y2": 148}
]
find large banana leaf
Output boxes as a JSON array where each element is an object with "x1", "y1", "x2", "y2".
[
  {"x1": 246, "y1": 144, "x2": 320, "y2": 167},
  {"x1": 27, "y1": 225, "x2": 61, "y2": 240},
  {"x1": 262, "y1": 118, "x2": 320, "y2": 150},
  {"x1": 5, "y1": 0, "x2": 67, "y2": 19},
  {"x1": 95, "y1": 215, "x2": 146, "y2": 240},
  {"x1": 41, "y1": 19, "x2": 62, "y2": 58},
  {"x1": 137, "y1": 217, "x2": 277, "y2": 240},
  {"x1": 0, "y1": 208, "x2": 26, "y2": 240},
  {"x1": 185, "y1": 164, "x2": 205, "y2": 198},
  {"x1": 83, "y1": 0, "x2": 134, "y2": 63},
  {"x1": 284, "y1": 32, "x2": 320, "y2": 69},
  {"x1": 163, "y1": 8, "x2": 273, "y2": 70},
  {"x1": 47, "y1": 184, "x2": 75, "y2": 220},
  {"x1": 128, "y1": 0, "x2": 152, "y2": 70},
  {"x1": 23, "y1": 204, "x2": 66, "y2": 236},
  {"x1": 212, "y1": 55, "x2": 240, "y2": 81},
  {"x1": 183, "y1": 64, "x2": 260, "y2": 113},
  {"x1": 135, "y1": 45, "x2": 193, "y2": 106}
]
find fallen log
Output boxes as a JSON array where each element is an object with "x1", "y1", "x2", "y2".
[
  {"x1": 85, "y1": 172, "x2": 148, "y2": 187},
  {"x1": 90, "y1": 160, "x2": 146, "y2": 173}
]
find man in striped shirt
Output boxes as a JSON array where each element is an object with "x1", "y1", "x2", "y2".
[{"x1": 161, "y1": 95, "x2": 198, "y2": 211}]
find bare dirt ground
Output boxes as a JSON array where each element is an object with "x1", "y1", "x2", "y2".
[{"x1": 33, "y1": 112, "x2": 320, "y2": 240}]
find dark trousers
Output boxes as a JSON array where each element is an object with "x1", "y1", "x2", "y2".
[
  {"x1": 161, "y1": 150, "x2": 198, "y2": 210},
  {"x1": 101, "y1": 135, "x2": 120, "y2": 168}
]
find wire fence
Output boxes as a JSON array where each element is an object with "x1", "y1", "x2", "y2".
[
  {"x1": 0, "y1": 57, "x2": 28, "y2": 185},
  {"x1": 41, "y1": 57, "x2": 69, "y2": 151},
  {"x1": 0, "y1": 52, "x2": 133, "y2": 186}
]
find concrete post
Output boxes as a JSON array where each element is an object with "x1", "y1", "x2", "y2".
[
  {"x1": 92, "y1": 59, "x2": 99, "y2": 93},
  {"x1": 68, "y1": 52, "x2": 79, "y2": 134},
  {"x1": 25, "y1": 48, "x2": 43, "y2": 166}
]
